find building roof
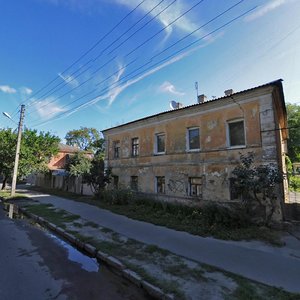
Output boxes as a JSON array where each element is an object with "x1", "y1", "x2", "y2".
[
  {"x1": 102, "y1": 79, "x2": 284, "y2": 133},
  {"x1": 58, "y1": 143, "x2": 93, "y2": 154}
]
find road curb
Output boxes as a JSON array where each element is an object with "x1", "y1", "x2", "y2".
[{"x1": 18, "y1": 206, "x2": 174, "y2": 300}]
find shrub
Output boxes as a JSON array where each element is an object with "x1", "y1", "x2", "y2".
[
  {"x1": 201, "y1": 203, "x2": 250, "y2": 229},
  {"x1": 289, "y1": 175, "x2": 300, "y2": 192},
  {"x1": 98, "y1": 188, "x2": 134, "y2": 205}
]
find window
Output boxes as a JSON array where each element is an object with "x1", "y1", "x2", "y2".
[
  {"x1": 131, "y1": 138, "x2": 139, "y2": 157},
  {"x1": 113, "y1": 141, "x2": 120, "y2": 158},
  {"x1": 156, "y1": 176, "x2": 165, "y2": 194},
  {"x1": 189, "y1": 177, "x2": 202, "y2": 197},
  {"x1": 229, "y1": 178, "x2": 239, "y2": 200},
  {"x1": 113, "y1": 176, "x2": 119, "y2": 189},
  {"x1": 155, "y1": 133, "x2": 165, "y2": 154},
  {"x1": 130, "y1": 176, "x2": 138, "y2": 191},
  {"x1": 187, "y1": 127, "x2": 200, "y2": 151},
  {"x1": 227, "y1": 119, "x2": 245, "y2": 147}
]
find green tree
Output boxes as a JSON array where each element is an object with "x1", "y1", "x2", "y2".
[
  {"x1": 84, "y1": 155, "x2": 111, "y2": 195},
  {"x1": 0, "y1": 128, "x2": 60, "y2": 189},
  {"x1": 65, "y1": 127, "x2": 104, "y2": 154},
  {"x1": 65, "y1": 152, "x2": 92, "y2": 195},
  {"x1": 231, "y1": 152, "x2": 283, "y2": 225},
  {"x1": 287, "y1": 103, "x2": 300, "y2": 162}
]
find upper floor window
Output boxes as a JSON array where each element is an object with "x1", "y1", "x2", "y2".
[
  {"x1": 155, "y1": 133, "x2": 165, "y2": 154},
  {"x1": 156, "y1": 176, "x2": 165, "y2": 194},
  {"x1": 187, "y1": 127, "x2": 200, "y2": 151},
  {"x1": 113, "y1": 141, "x2": 120, "y2": 158},
  {"x1": 131, "y1": 138, "x2": 139, "y2": 157},
  {"x1": 227, "y1": 119, "x2": 245, "y2": 147}
]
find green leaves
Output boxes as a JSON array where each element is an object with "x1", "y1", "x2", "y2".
[{"x1": 287, "y1": 103, "x2": 300, "y2": 162}]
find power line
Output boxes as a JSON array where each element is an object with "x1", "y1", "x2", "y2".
[
  {"x1": 12, "y1": 0, "x2": 147, "y2": 113},
  {"x1": 30, "y1": 5, "x2": 256, "y2": 128},
  {"x1": 26, "y1": 0, "x2": 179, "y2": 115},
  {"x1": 27, "y1": 0, "x2": 203, "y2": 117}
]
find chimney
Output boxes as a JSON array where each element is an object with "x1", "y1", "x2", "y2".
[
  {"x1": 198, "y1": 94, "x2": 207, "y2": 103},
  {"x1": 224, "y1": 89, "x2": 234, "y2": 96}
]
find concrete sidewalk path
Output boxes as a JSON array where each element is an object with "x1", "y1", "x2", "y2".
[{"x1": 22, "y1": 189, "x2": 300, "y2": 293}]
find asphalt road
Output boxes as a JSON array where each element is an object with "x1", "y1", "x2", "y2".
[{"x1": 0, "y1": 203, "x2": 149, "y2": 300}]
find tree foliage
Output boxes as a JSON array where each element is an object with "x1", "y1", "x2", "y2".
[
  {"x1": 65, "y1": 127, "x2": 104, "y2": 154},
  {"x1": 83, "y1": 155, "x2": 111, "y2": 195},
  {"x1": 0, "y1": 128, "x2": 60, "y2": 189},
  {"x1": 231, "y1": 152, "x2": 283, "y2": 225},
  {"x1": 65, "y1": 152, "x2": 92, "y2": 178},
  {"x1": 287, "y1": 103, "x2": 300, "y2": 162}
]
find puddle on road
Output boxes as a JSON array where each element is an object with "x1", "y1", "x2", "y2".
[
  {"x1": 4, "y1": 203, "x2": 99, "y2": 272},
  {"x1": 48, "y1": 233, "x2": 100, "y2": 273}
]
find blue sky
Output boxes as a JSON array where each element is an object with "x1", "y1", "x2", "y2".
[{"x1": 0, "y1": 0, "x2": 299, "y2": 140}]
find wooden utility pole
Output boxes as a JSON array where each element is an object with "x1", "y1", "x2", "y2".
[{"x1": 11, "y1": 104, "x2": 25, "y2": 196}]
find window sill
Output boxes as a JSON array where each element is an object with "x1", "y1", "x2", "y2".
[
  {"x1": 186, "y1": 149, "x2": 200, "y2": 153},
  {"x1": 154, "y1": 152, "x2": 166, "y2": 156},
  {"x1": 227, "y1": 145, "x2": 246, "y2": 150}
]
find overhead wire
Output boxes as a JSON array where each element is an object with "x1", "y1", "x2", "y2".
[
  {"x1": 29, "y1": 5, "x2": 257, "y2": 128},
  {"x1": 27, "y1": 0, "x2": 170, "y2": 107},
  {"x1": 26, "y1": 0, "x2": 204, "y2": 117},
  {"x1": 9, "y1": 0, "x2": 148, "y2": 115}
]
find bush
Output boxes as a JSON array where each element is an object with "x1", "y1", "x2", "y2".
[
  {"x1": 289, "y1": 175, "x2": 300, "y2": 192},
  {"x1": 201, "y1": 203, "x2": 250, "y2": 229},
  {"x1": 97, "y1": 188, "x2": 134, "y2": 205}
]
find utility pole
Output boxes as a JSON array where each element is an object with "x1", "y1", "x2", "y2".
[{"x1": 11, "y1": 104, "x2": 25, "y2": 196}]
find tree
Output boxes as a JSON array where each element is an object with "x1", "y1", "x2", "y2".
[
  {"x1": 65, "y1": 152, "x2": 92, "y2": 195},
  {"x1": 65, "y1": 127, "x2": 104, "y2": 154},
  {"x1": 84, "y1": 155, "x2": 111, "y2": 195},
  {"x1": 231, "y1": 152, "x2": 283, "y2": 225},
  {"x1": 0, "y1": 128, "x2": 60, "y2": 189},
  {"x1": 287, "y1": 103, "x2": 300, "y2": 162}
]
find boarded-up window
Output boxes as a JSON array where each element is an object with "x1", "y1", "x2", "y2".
[
  {"x1": 189, "y1": 177, "x2": 202, "y2": 197},
  {"x1": 156, "y1": 176, "x2": 165, "y2": 194}
]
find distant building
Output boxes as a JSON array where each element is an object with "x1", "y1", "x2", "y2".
[
  {"x1": 48, "y1": 143, "x2": 93, "y2": 174},
  {"x1": 102, "y1": 79, "x2": 288, "y2": 220}
]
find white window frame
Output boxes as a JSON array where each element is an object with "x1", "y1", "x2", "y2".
[
  {"x1": 226, "y1": 119, "x2": 246, "y2": 149},
  {"x1": 186, "y1": 127, "x2": 200, "y2": 152},
  {"x1": 154, "y1": 133, "x2": 166, "y2": 155}
]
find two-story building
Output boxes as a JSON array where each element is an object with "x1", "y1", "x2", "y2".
[{"x1": 102, "y1": 79, "x2": 288, "y2": 218}]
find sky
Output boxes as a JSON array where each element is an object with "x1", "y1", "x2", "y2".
[{"x1": 0, "y1": 0, "x2": 300, "y2": 140}]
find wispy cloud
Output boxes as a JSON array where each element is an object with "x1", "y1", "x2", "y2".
[
  {"x1": 20, "y1": 87, "x2": 33, "y2": 95},
  {"x1": 32, "y1": 97, "x2": 65, "y2": 119},
  {"x1": 159, "y1": 81, "x2": 184, "y2": 96},
  {"x1": 245, "y1": 0, "x2": 288, "y2": 22},
  {"x1": 115, "y1": 0, "x2": 202, "y2": 38},
  {"x1": 58, "y1": 73, "x2": 79, "y2": 87},
  {"x1": 0, "y1": 85, "x2": 17, "y2": 94}
]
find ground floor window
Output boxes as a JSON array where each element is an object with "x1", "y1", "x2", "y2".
[
  {"x1": 189, "y1": 177, "x2": 202, "y2": 197},
  {"x1": 156, "y1": 176, "x2": 165, "y2": 194},
  {"x1": 130, "y1": 176, "x2": 138, "y2": 191},
  {"x1": 113, "y1": 176, "x2": 119, "y2": 189},
  {"x1": 229, "y1": 178, "x2": 239, "y2": 200}
]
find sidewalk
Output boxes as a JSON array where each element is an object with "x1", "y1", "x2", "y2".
[{"x1": 22, "y1": 189, "x2": 300, "y2": 293}]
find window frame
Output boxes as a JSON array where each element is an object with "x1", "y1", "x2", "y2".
[
  {"x1": 156, "y1": 176, "x2": 165, "y2": 194},
  {"x1": 186, "y1": 127, "x2": 200, "y2": 152},
  {"x1": 113, "y1": 141, "x2": 120, "y2": 159},
  {"x1": 154, "y1": 133, "x2": 166, "y2": 155},
  {"x1": 130, "y1": 176, "x2": 138, "y2": 191},
  {"x1": 189, "y1": 177, "x2": 202, "y2": 197},
  {"x1": 226, "y1": 119, "x2": 246, "y2": 148},
  {"x1": 131, "y1": 137, "x2": 139, "y2": 157}
]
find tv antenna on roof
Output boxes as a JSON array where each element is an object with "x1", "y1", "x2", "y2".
[{"x1": 195, "y1": 82, "x2": 199, "y2": 101}]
